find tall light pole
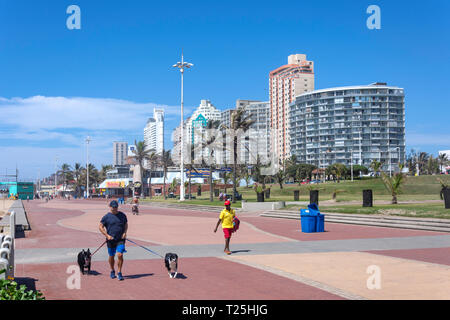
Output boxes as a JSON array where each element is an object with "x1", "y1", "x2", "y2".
[
  {"x1": 86, "y1": 136, "x2": 91, "y2": 198},
  {"x1": 173, "y1": 52, "x2": 193, "y2": 201},
  {"x1": 54, "y1": 156, "x2": 58, "y2": 197}
]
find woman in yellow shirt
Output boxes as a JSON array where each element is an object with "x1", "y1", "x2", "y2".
[{"x1": 214, "y1": 200, "x2": 235, "y2": 255}]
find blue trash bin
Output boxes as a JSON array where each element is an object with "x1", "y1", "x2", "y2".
[
  {"x1": 316, "y1": 213, "x2": 325, "y2": 232},
  {"x1": 300, "y1": 209, "x2": 317, "y2": 233}
]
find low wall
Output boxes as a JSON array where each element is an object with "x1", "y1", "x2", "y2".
[
  {"x1": 241, "y1": 201, "x2": 285, "y2": 212},
  {"x1": 0, "y1": 211, "x2": 15, "y2": 280}
]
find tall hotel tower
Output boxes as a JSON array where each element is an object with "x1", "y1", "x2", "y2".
[
  {"x1": 144, "y1": 108, "x2": 165, "y2": 155},
  {"x1": 269, "y1": 54, "x2": 315, "y2": 166}
]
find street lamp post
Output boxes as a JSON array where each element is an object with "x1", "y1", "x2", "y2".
[
  {"x1": 173, "y1": 52, "x2": 193, "y2": 202},
  {"x1": 86, "y1": 136, "x2": 91, "y2": 198},
  {"x1": 54, "y1": 156, "x2": 58, "y2": 197}
]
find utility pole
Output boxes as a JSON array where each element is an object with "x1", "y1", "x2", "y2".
[
  {"x1": 86, "y1": 136, "x2": 91, "y2": 198},
  {"x1": 173, "y1": 52, "x2": 193, "y2": 201}
]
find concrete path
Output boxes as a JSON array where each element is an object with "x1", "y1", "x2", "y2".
[{"x1": 13, "y1": 199, "x2": 450, "y2": 300}]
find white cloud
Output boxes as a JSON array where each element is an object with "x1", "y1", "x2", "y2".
[
  {"x1": 0, "y1": 96, "x2": 191, "y2": 131},
  {"x1": 0, "y1": 96, "x2": 196, "y2": 178}
]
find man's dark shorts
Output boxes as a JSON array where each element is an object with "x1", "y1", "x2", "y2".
[{"x1": 107, "y1": 239, "x2": 127, "y2": 256}]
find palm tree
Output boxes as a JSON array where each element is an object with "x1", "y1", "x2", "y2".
[
  {"x1": 99, "y1": 164, "x2": 113, "y2": 183},
  {"x1": 224, "y1": 107, "x2": 255, "y2": 203},
  {"x1": 147, "y1": 150, "x2": 160, "y2": 199},
  {"x1": 275, "y1": 169, "x2": 285, "y2": 189},
  {"x1": 370, "y1": 160, "x2": 382, "y2": 177},
  {"x1": 160, "y1": 150, "x2": 174, "y2": 199},
  {"x1": 128, "y1": 140, "x2": 154, "y2": 198},
  {"x1": 72, "y1": 163, "x2": 84, "y2": 198},
  {"x1": 438, "y1": 153, "x2": 449, "y2": 173},
  {"x1": 417, "y1": 152, "x2": 429, "y2": 175},
  {"x1": 381, "y1": 165, "x2": 407, "y2": 204},
  {"x1": 59, "y1": 163, "x2": 72, "y2": 194},
  {"x1": 202, "y1": 119, "x2": 222, "y2": 202}
]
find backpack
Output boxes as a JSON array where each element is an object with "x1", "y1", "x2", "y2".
[{"x1": 232, "y1": 215, "x2": 240, "y2": 233}]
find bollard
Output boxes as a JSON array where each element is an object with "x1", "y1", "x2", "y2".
[
  {"x1": 257, "y1": 192, "x2": 265, "y2": 202},
  {"x1": 310, "y1": 190, "x2": 319, "y2": 205},
  {"x1": 294, "y1": 190, "x2": 300, "y2": 201},
  {"x1": 363, "y1": 190, "x2": 373, "y2": 207},
  {"x1": 444, "y1": 189, "x2": 450, "y2": 209}
]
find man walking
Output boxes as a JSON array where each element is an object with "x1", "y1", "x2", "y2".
[
  {"x1": 214, "y1": 200, "x2": 235, "y2": 255},
  {"x1": 99, "y1": 200, "x2": 128, "y2": 281}
]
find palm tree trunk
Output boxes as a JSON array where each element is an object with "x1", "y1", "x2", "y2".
[
  {"x1": 392, "y1": 194, "x2": 398, "y2": 204},
  {"x1": 163, "y1": 168, "x2": 167, "y2": 200},
  {"x1": 209, "y1": 167, "x2": 214, "y2": 202},
  {"x1": 188, "y1": 171, "x2": 192, "y2": 200}
]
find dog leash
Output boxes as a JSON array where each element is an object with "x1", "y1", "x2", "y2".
[
  {"x1": 126, "y1": 239, "x2": 164, "y2": 258},
  {"x1": 90, "y1": 240, "x2": 107, "y2": 257}
]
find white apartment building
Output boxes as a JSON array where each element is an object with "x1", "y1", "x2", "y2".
[
  {"x1": 172, "y1": 100, "x2": 221, "y2": 165},
  {"x1": 144, "y1": 108, "x2": 164, "y2": 155},
  {"x1": 269, "y1": 54, "x2": 315, "y2": 166}
]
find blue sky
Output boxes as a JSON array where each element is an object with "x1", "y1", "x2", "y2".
[{"x1": 0, "y1": 0, "x2": 449, "y2": 180}]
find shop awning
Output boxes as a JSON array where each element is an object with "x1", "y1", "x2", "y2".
[{"x1": 99, "y1": 179, "x2": 132, "y2": 189}]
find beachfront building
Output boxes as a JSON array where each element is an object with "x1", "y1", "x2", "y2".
[
  {"x1": 172, "y1": 99, "x2": 221, "y2": 165},
  {"x1": 289, "y1": 83, "x2": 406, "y2": 173},
  {"x1": 113, "y1": 141, "x2": 128, "y2": 166},
  {"x1": 144, "y1": 108, "x2": 164, "y2": 155},
  {"x1": 269, "y1": 54, "x2": 315, "y2": 166}
]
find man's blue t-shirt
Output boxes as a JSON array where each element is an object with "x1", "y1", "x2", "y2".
[{"x1": 100, "y1": 211, "x2": 128, "y2": 241}]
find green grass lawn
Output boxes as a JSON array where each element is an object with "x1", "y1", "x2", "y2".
[{"x1": 140, "y1": 175, "x2": 450, "y2": 216}]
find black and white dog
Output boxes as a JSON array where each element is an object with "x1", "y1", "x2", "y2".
[
  {"x1": 164, "y1": 253, "x2": 178, "y2": 278},
  {"x1": 77, "y1": 249, "x2": 91, "y2": 275}
]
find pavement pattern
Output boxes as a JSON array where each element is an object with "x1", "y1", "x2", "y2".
[{"x1": 13, "y1": 199, "x2": 450, "y2": 300}]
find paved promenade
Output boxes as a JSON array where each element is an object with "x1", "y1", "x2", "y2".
[{"x1": 13, "y1": 199, "x2": 450, "y2": 300}]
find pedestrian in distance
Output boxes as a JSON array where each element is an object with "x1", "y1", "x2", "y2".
[
  {"x1": 214, "y1": 200, "x2": 235, "y2": 255},
  {"x1": 99, "y1": 200, "x2": 128, "y2": 281}
]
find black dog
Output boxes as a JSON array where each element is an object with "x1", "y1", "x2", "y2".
[
  {"x1": 164, "y1": 253, "x2": 178, "y2": 278},
  {"x1": 77, "y1": 249, "x2": 91, "y2": 275}
]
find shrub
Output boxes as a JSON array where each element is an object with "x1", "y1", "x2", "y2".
[{"x1": 0, "y1": 269, "x2": 45, "y2": 300}]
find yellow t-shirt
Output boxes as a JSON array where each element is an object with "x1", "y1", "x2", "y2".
[{"x1": 219, "y1": 208, "x2": 235, "y2": 229}]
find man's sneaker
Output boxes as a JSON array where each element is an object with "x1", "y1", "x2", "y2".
[
  {"x1": 110, "y1": 271, "x2": 116, "y2": 279},
  {"x1": 224, "y1": 250, "x2": 231, "y2": 255},
  {"x1": 117, "y1": 272, "x2": 124, "y2": 281}
]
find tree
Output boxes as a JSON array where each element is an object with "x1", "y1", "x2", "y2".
[
  {"x1": 72, "y1": 163, "x2": 84, "y2": 198},
  {"x1": 58, "y1": 163, "x2": 72, "y2": 194},
  {"x1": 202, "y1": 119, "x2": 222, "y2": 202},
  {"x1": 160, "y1": 150, "x2": 174, "y2": 199},
  {"x1": 370, "y1": 160, "x2": 382, "y2": 176},
  {"x1": 145, "y1": 150, "x2": 159, "y2": 199},
  {"x1": 128, "y1": 140, "x2": 154, "y2": 198},
  {"x1": 99, "y1": 165, "x2": 113, "y2": 183},
  {"x1": 275, "y1": 169, "x2": 285, "y2": 189},
  {"x1": 223, "y1": 106, "x2": 255, "y2": 203},
  {"x1": 381, "y1": 165, "x2": 407, "y2": 204},
  {"x1": 438, "y1": 153, "x2": 449, "y2": 173}
]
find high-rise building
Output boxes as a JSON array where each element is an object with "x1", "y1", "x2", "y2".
[
  {"x1": 289, "y1": 83, "x2": 406, "y2": 172},
  {"x1": 172, "y1": 100, "x2": 221, "y2": 165},
  {"x1": 269, "y1": 54, "x2": 315, "y2": 165},
  {"x1": 144, "y1": 108, "x2": 164, "y2": 154},
  {"x1": 113, "y1": 141, "x2": 128, "y2": 166}
]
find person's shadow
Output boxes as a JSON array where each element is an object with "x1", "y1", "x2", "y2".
[
  {"x1": 124, "y1": 273, "x2": 154, "y2": 279},
  {"x1": 230, "y1": 250, "x2": 251, "y2": 254}
]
